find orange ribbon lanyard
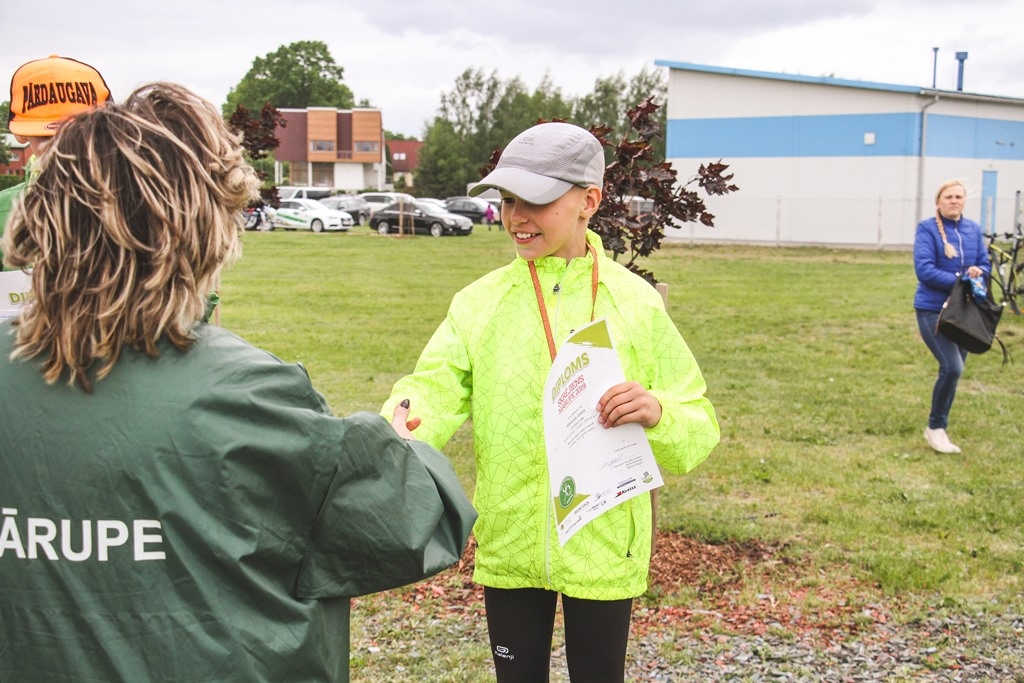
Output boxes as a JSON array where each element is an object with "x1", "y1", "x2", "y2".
[{"x1": 528, "y1": 243, "x2": 600, "y2": 362}]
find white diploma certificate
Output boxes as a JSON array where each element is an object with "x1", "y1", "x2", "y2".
[
  {"x1": 0, "y1": 269, "x2": 32, "y2": 322},
  {"x1": 543, "y1": 318, "x2": 663, "y2": 546}
]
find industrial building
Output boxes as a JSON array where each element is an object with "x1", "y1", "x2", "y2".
[{"x1": 655, "y1": 60, "x2": 1024, "y2": 247}]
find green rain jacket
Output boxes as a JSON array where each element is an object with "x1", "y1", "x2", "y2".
[
  {"x1": 0, "y1": 322, "x2": 476, "y2": 682},
  {"x1": 383, "y1": 230, "x2": 719, "y2": 601}
]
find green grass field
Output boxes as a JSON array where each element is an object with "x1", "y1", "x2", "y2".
[
  {"x1": 219, "y1": 227, "x2": 1023, "y2": 678},
  {"x1": 221, "y1": 227, "x2": 1023, "y2": 606}
]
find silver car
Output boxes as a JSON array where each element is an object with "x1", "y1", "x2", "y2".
[{"x1": 319, "y1": 195, "x2": 371, "y2": 225}]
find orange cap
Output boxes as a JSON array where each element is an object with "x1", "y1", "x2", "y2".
[{"x1": 8, "y1": 55, "x2": 112, "y2": 137}]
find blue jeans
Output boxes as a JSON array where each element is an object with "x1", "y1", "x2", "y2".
[{"x1": 916, "y1": 309, "x2": 968, "y2": 430}]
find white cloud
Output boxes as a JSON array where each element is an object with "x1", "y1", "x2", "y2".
[{"x1": 2, "y1": 0, "x2": 1021, "y2": 138}]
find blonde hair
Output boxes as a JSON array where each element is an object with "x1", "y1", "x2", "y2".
[
  {"x1": 934, "y1": 179, "x2": 965, "y2": 259},
  {"x1": 2, "y1": 82, "x2": 259, "y2": 391},
  {"x1": 934, "y1": 179, "x2": 966, "y2": 203}
]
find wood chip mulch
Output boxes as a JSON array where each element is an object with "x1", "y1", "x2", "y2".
[{"x1": 392, "y1": 531, "x2": 897, "y2": 648}]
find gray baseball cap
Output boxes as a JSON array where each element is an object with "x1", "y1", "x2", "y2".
[{"x1": 470, "y1": 122, "x2": 605, "y2": 205}]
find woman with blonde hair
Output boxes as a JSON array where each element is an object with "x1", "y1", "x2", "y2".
[
  {"x1": 912, "y1": 179, "x2": 990, "y2": 454},
  {"x1": 0, "y1": 82, "x2": 474, "y2": 682}
]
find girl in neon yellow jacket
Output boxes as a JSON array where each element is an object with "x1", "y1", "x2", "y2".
[{"x1": 383, "y1": 122, "x2": 719, "y2": 682}]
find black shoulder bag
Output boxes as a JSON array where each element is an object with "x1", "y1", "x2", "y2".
[{"x1": 936, "y1": 277, "x2": 1009, "y2": 364}]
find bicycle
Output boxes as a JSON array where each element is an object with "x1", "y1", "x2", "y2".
[
  {"x1": 985, "y1": 229, "x2": 1024, "y2": 314},
  {"x1": 243, "y1": 205, "x2": 275, "y2": 232}
]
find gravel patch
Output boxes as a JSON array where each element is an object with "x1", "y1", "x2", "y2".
[
  {"x1": 554, "y1": 610, "x2": 1024, "y2": 682},
  {"x1": 355, "y1": 534, "x2": 1024, "y2": 681}
]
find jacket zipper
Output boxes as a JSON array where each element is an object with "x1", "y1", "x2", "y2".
[
  {"x1": 544, "y1": 483, "x2": 552, "y2": 587},
  {"x1": 545, "y1": 261, "x2": 571, "y2": 588},
  {"x1": 955, "y1": 222, "x2": 965, "y2": 271}
]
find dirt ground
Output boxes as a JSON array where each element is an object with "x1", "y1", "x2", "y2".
[{"x1": 397, "y1": 530, "x2": 898, "y2": 648}]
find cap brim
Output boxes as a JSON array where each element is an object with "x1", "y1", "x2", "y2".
[
  {"x1": 8, "y1": 119, "x2": 61, "y2": 137},
  {"x1": 470, "y1": 167, "x2": 574, "y2": 205}
]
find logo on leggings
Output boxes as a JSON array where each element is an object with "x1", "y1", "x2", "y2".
[{"x1": 494, "y1": 645, "x2": 515, "y2": 661}]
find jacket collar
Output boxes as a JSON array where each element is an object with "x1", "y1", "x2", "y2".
[{"x1": 512, "y1": 229, "x2": 603, "y2": 275}]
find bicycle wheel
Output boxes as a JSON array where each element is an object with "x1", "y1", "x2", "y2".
[
  {"x1": 987, "y1": 244, "x2": 1018, "y2": 313},
  {"x1": 1008, "y1": 254, "x2": 1024, "y2": 315}
]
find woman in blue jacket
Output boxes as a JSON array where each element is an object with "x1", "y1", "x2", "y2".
[{"x1": 913, "y1": 180, "x2": 990, "y2": 454}]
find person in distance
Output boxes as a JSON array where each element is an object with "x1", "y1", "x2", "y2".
[{"x1": 912, "y1": 179, "x2": 990, "y2": 454}]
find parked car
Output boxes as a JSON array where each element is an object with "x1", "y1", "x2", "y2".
[
  {"x1": 273, "y1": 198, "x2": 353, "y2": 232},
  {"x1": 319, "y1": 194, "x2": 371, "y2": 225},
  {"x1": 445, "y1": 196, "x2": 491, "y2": 224},
  {"x1": 369, "y1": 200, "x2": 473, "y2": 237},
  {"x1": 358, "y1": 191, "x2": 416, "y2": 216},
  {"x1": 276, "y1": 186, "x2": 333, "y2": 201}
]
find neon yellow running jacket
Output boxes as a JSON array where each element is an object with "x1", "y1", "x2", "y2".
[{"x1": 383, "y1": 230, "x2": 719, "y2": 600}]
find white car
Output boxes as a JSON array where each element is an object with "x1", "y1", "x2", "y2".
[
  {"x1": 358, "y1": 191, "x2": 416, "y2": 217},
  {"x1": 273, "y1": 199, "x2": 353, "y2": 233}
]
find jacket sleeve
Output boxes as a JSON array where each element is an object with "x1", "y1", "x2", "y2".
[
  {"x1": 0, "y1": 183, "x2": 26, "y2": 269},
  {"x1": 972, "y1": 223, "x2": 991, "y2": 275},
  {"x1": 638, "y1": 304, "x2": 719, "y2": 475},
  {"x1": 296, "y1": 412, "x2": 476, "y2": 599},
  {"x1": 381, "y1": 312, "x2": 473, "y2": 450},
  {"x1": 914, "y1": 222, "x2": 958, "y2": 291}
]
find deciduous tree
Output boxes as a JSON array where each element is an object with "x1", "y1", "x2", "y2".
[
  {"x1": 590, "y1": 98, "x2": 737, "y2": 284},
  {"x1": 480, "y1": 99, "x2": 738, "y2": 284},
  {"x1": 418, "y1": 69, "x2": 573, "y2": 197},
  {"x1": 414, "y1": 118, "x2": 466, "y2": 198},
  {"x1": 574, "y1": 67, "x2": 667, "y2": 161},
  {"x1": 226, "y1": 102, "x2": 286, "y2": 205},
  {"x1": 223, "y1": 41, "x2": 354, "y2": 116},
  {"x1": 0, "y1": 101, "x2": 11, "y2": 166},
  {"x1": 419, "y1": 66, "x2": 668, "y2": 200}
]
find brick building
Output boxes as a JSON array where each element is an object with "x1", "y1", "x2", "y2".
[
  {"x1": 388, "y1": 139, "x2": 423, "y2": 189},
  {"x1": 0, "y1": 134, "x2": 30, "y2": 179},
  {"x1": 272, "y1": 107, "x2": 386, "y2": 191}
]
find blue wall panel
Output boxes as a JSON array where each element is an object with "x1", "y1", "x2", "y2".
[
  {"x1": 667, "y1": 113, "x2": 1024, "y2": 160},
  {"x1": 666, "y1": 113, "x2": 918, "y2": 158},
  {"x1": 926, "y1": 115, "x2": 1024, "y2": 160}
]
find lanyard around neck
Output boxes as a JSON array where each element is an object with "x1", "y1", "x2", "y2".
[{"x1": 528, "y1": 242, "x2": 600, "y2": 362}]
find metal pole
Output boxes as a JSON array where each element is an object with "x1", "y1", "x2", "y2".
[
  {"x1": 931, "y1": 47, "x2": 938, "y2": 88},
  {"x1": 916, "y1": 95, "x2": 939, "y2": 223},
  {"x1": 1016, "y1": 190, "x2": 1023, "y2": 235},
  {"x1": 955, "y1": 52, "x2": 968, "y2": 91}
]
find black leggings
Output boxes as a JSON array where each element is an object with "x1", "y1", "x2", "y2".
[{"x1": 484, "y1": 587, "x2": 633, "y2": 683}]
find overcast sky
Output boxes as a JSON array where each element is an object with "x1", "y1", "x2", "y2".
[{"x1": 3, "y1": 0, "x2": 1022, "y2": 139}]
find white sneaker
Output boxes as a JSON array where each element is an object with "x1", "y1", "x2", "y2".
[
  {"x1": 944, "y1": 432, "x2": 962, "y2": 454},
  {"x1": 924, "y1": 428, "x2": 961, "y2": 454}
]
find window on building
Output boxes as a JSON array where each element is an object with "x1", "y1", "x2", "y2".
[
  {"x1": 393, "y1": 152, "x2": 406, "y2": 161},
  {"x1": 311, "y1": 163, "x2": 334, "y2": 187},
  {"x1": 355, "y1": 141, "x2": 380, "y2": 153},
  {"x1": 291, "y1": 164, "x2": 309, "y2": 185},
  {"x1": 310, "y1": 140, "x2": 336, "y2": 152}
]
